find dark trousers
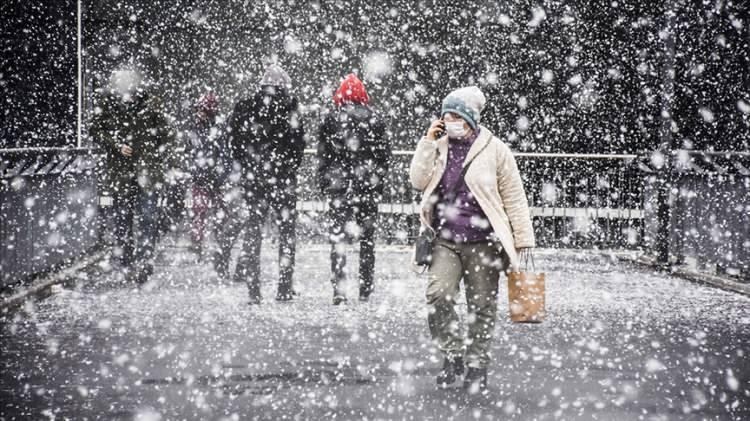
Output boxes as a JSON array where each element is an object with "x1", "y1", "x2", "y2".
[
  {"x1": 328, "y1": 195, "x2": 378, "y2": 294},
  {"x1": 158, "y1": 181, "x2": 187, "y2": 236},
  {"x1": 218, "y1": 183, "x2": 297, "y2": 297},
  {"x1": 113, "y1": 182, "x2": 159, "y2": 269}
]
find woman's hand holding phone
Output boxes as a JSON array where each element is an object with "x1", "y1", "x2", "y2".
[{"x1": 426, "y1": 119, "x2": 445, "y2": 141}]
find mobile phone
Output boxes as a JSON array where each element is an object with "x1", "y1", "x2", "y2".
[{"x1": 434, "y1": 120, "x2": 445, "y2": 138}]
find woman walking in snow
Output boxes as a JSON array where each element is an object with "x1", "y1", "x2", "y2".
[{"x1": 409, "y1": 86, "x2": 535, "y2": 392}]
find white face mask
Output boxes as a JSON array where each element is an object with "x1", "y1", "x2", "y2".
[{"x1": 445, "y1": 121, "x2": 468, "y2": 138}]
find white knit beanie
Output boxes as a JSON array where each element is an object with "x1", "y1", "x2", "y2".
[{"x1": 259, "y1": 64, "x2": 292, "y2": 89}]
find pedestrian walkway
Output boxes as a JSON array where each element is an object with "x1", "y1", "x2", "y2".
[{"x1": 2, "y1": 245, "x2": 749, "y2": 420}]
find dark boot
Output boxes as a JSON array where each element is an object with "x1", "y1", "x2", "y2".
[
  {"x1": 462, "y1": 367, "x2": 488, "y2": 393},
  {"x1": 212, "y1": 250, "x2": 228, "y2": 280},
  {"x1": 248, "y1": 285, "x2": 262, "y2": 305},
  {"x1": 122, "y1": 266, "x2": 136, "y2": 284},
  {"x1": 332, "y1": 281, "x2": 347, "y2": 305},
  {"x1": 358, "y1": 284, "x2": 373, "y2": 302},
  {"x1": 276, "y1": 256, "x2": 294, "y2": 302},
  {"x1": 436, "y1": 356, "x2": 464, "y2": 388},
  {"x1": 127, "y1": 263, "x2": 153, "y2": 285},
  {"x1": 275, "y1": 285, "x2": 294, "y2": 302},
  {"x1": 234, "y1": 253, "x2": 253, "y2": 284}
]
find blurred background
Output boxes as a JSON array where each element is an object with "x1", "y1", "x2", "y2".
[{"x1": 3, "y1": 0, "x2": 748, "y2": 153}]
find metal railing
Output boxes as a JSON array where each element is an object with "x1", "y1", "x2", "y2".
[
  {"x1": 0, "y1": 148, "x2": 101, "y2": 288},
  {"x1": 8, "y1": 144, "x2": 746, "y2": 283},
  {"x1": 0, "y1": 147, "x2": 99, "y2": 179},
  {"x1": 93, "y1": 148, "x2": 645, "y2": 248},
  {"x1": 2, "y1": 145, "x2": 647, "y2": 286},
  {"x1": 293, "y1": 149, "x2": 643, "y2": 248},
  {"x1": 640, "y1": 150, "x2": 750, "y2": 280}
]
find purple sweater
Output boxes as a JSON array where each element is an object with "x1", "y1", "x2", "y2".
[{"x1": 432, "y1": 130, "x2": 494, "y2": 243}]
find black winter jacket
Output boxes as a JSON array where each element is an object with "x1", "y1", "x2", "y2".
[
  {"x1": 228, "y1": 87, "x2": 305, "y2": 191},
  {"x1": 90, "y1": 90, "x2": 176, "y2": 192},
  {"x1": 317, "y1": 104, "x2": 390, "y2": 201}
]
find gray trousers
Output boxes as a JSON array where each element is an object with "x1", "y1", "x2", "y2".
[{"x1": 426, "y1": 239, "x2": 509, "y2": 368}]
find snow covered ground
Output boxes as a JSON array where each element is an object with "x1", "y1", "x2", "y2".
[{"x1": 2, "y1": 243, "x2": 749, "y2": 420}]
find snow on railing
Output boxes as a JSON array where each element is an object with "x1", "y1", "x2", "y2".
[
  {"x1": 0, "y1": 148, "x2": 99, "y2": 179},
  {"x1": 0, "y1": 147, "x2": 101, "y2": 287}
]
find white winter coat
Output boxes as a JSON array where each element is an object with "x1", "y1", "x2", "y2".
[{"x1": 409, "y1": 125, "x2": 536, "y2": 271}]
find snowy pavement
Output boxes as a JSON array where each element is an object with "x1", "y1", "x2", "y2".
[{"x1": 2, "y1": 244, "x2": 749, "y2": 420}]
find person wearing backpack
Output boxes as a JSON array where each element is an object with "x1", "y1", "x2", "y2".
[
  {"x1": 317, "y1": 73, "x2": 391, "y2": 304},
  {"x1": 409, "y1": 86, "x2": 535, "y2": 392},
  {"x1": 215, "y1": 64, "x2": 305, "y2": 304}
]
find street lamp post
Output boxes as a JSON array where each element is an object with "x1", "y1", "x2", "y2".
[
  {"x1": 77, "y1": 0, "x2": 82, "y2": 147},
  {"x1": 655, "y1": 7, "x2": 676, "y2": 266}
]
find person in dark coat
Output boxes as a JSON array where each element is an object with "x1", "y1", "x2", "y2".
[
  {"x1": 185, "y1": 90, "x2": 229, "y2": 258},
  {"x1": 90, "y1": 68, "x2": 177, "y2": 283},
  {"x1": 215, "y1": 64, "x2": 305, "y2": 304},
  {"x1": 317, "y1": 73, "x2": 391, "y2": 304}
]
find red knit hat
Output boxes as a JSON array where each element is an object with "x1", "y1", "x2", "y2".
[{"x1": 333, "y1": 73, "x2": 370, "y2": 107}]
